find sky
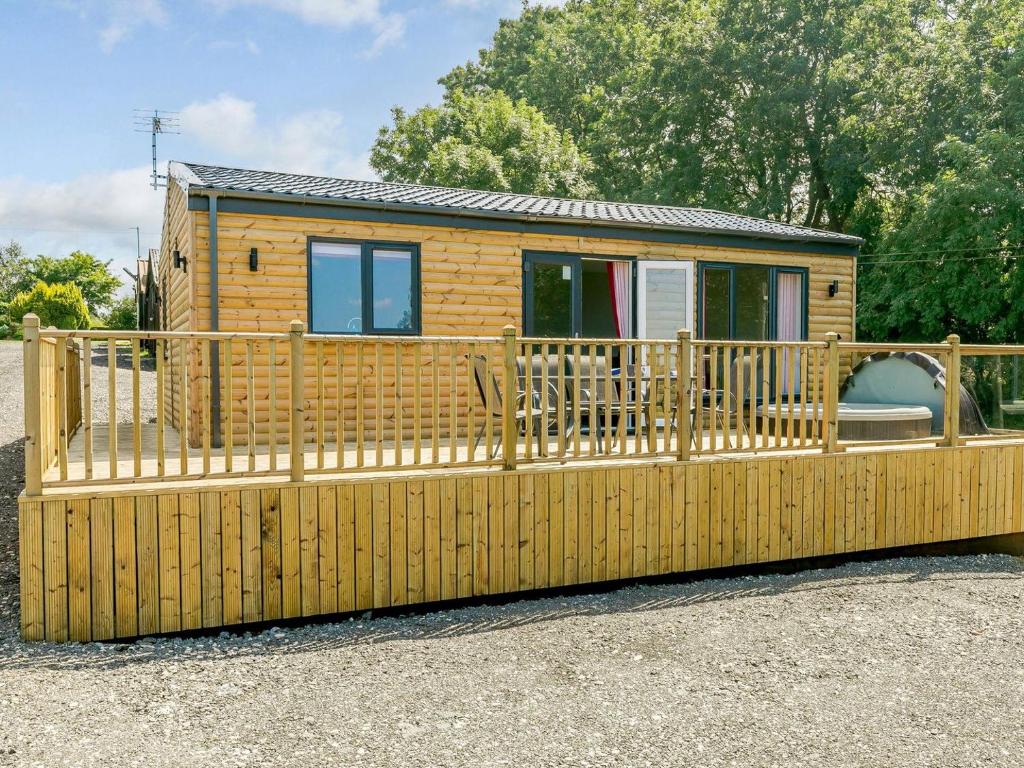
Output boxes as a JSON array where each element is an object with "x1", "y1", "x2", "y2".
[{"x1": 0, "y1": 0, "x2": 546, "y2": 294}]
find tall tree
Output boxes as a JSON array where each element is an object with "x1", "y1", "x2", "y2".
[
  {"x1": 371, "y1": 89, "x2": 596, "y2": 197},
  {"x1": 382, "y1": 0, "x2": 1024, "y2": 339},
  {"x1": 28, "y1": 250, "x2": 121, "y2": 314},
  {"x1": 0, "y1": 241, "x2": 31, "y2": 306}
]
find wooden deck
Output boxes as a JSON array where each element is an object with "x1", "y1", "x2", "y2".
[
  {"x1": 21, "y1": 324, "x2": 1024, "y2": 643},
  {"x1": 20, "y1": 439, "x2": 1024, "y2": 642}
]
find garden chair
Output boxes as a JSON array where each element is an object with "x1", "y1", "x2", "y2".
[
  {"x1": 573, "y1": 354, "x2": 625, "y2": 452},
  {"x1": 470, "y1": 355, "x2": 554, "y2": 458},
  {"x1": 515, "y1": 352, "x2": 574, "y2": 437}
]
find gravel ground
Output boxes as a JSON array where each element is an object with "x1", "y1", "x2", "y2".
[{"x1": 1, "y1": 339, "x2": 1023, "y2": 767}]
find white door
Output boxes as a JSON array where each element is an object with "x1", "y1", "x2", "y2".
[
  {"x1": 637, "y1": 261, "x2": 694, "y2": 342},
  {"x1": 637, "y1": 261, "x2": 694, "y2": 427}
]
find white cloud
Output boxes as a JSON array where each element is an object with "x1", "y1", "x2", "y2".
[
  {"x1": 62, "y1": 0, "x2": 169, "y2": 52},
  {"x1": 208, "y1": 0, "x2": 405, "y2": 53},
  {"x1": 0, "y1": 166, "x2": 165, "y2": 291},
  {"x1": 179, "y1": 93, "x2": 373, "y2": 179},
  {"x1": 0, "y1": 95, "x2": 372, "y2": 289},
  {"x1": 445, "y1": 0, "x2": 569, "y2": 7},
  {"x1": 207, "y1": 38, "x2": 262, "y2": 54}
]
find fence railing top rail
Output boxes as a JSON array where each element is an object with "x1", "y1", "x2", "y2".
[
  {"x1": 839, "y1": 341, "x2": 952, "y2": 353},
  {"x1": 38, "y1": 324, "x2": 1023, "y2": 356},
  {"x1": 959, "y1": 344, "x2": 1024, "y2": 356},
  {"x1": 303, "y1": 333, "x2": 505, "y2": 344},
  {"x1": 517, "y1": 336, "x2": 827, "y2": 348},
  {"x1": 38, "y1": 329, "x2": 292, "y2": 342}
]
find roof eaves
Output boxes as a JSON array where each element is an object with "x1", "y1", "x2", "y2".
[{"x1": 185, "y1": 182, "x2": 864, "y2": 249}]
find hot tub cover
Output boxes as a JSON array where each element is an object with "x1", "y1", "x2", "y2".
[{"x1": 839, "y1": 351, "x2": 988, "y2": 435}]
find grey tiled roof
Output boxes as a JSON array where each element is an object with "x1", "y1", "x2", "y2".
[{"x1": 172, "y1": 162, "x2": 862, "y2": 248}]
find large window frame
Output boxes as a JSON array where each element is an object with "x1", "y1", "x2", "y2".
[
  {"x1": 307, "y1": 237, "x2": 421, "y2": 335},
  {"x1": 696, "y1": 262, "x2": 808, "y2": 341},
  {"x1": 522, "y1": 250, "x2": 635, "y2": 338}
]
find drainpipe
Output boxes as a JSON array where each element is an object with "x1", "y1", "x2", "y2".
[{"x1": 209, "y1": 192, "x2": 222, "y2": 448}]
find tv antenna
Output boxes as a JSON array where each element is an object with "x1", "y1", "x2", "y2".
[{"x1": 133, "y1": 108, "x2": 180, "y2": 190}]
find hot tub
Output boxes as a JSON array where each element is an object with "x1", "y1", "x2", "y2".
[{"x1": 756, "y1": 402, "x2": 935, "y2": 441}]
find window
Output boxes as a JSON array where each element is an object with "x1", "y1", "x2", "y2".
[
  {"x1": 309, "y1": 239, "x2": 420, "y2": 334},
  {"x1": 698, "y1": 263, "x2": 806, "y2": 341}
]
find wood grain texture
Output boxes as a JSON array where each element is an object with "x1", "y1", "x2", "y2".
[{"x1": 21, "y1": 443, "x2": 1024, "y2": 642}]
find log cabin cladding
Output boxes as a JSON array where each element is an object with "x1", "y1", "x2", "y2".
[{"x1": 157, "y1": 172, "x2": 857, "y2": 447}]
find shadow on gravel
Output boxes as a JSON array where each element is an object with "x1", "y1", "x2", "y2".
[
  {"x1": 84, "y1": 347, "x2": 156, "y2": 372},
  {"x1": 3, "y1": 553, "x2": 1021, "y2": 673}
]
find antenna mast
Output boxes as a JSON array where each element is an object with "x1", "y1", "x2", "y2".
[{"x1": 133, "y1": 108, "x2": 180, "y2": 190}]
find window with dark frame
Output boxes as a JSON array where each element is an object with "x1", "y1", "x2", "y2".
[
  {"x1": 698, "y1": 263, "x2": 807, "y2": 342},
  {"x1": 308, "y1": 238, "x2": 421, "y2": 335}
]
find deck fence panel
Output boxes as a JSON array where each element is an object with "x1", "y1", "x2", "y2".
[
  {"x1": 19, "y1": 442, "x2": 1024, "y2": 638},
  {"x1": 18, "y1": 322, "x2": 1024, "y2": 642}
]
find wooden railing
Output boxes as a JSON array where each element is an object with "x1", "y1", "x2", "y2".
[
  {"x1": 23, "y1": 317, "x2": 83, "y2": 493},
  {"x1": 22, "y1": 314, "x2": 1024, "y2": 494}
]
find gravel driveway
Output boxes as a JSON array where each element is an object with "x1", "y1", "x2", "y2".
[{"x1": 1, "y1": 340, "x2": 1023, "y2": 767}]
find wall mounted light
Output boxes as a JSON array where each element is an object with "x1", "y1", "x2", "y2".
[
  {"x1": 249, "y1": 247, "x2": 259, "y2": 272},
  {"x1": 828, "y1": 279, "x2": 839, "y2": 297},
  {"x1": 173, "y1": 249, "x2": 187, "y2": 272}
]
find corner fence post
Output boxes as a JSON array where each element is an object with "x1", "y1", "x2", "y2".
[
  {"x1": 944, "y1": 334, "x2": 961, "y2": 447},
  {"x1": 501, "y1": 325, "x2": 518, "y2": 471},
  {"x1": 677, "y1": 328, "x2": 692, "y2": 461},
  {"x1": 289, "y1": 320, "x2": 305, "y2": 482},
  {"x1": 23, "y1": 314, "x2": 42, "y2": 496},
  {"x1": 823, "y1": 331, "x2": 840, "y2": 453}
]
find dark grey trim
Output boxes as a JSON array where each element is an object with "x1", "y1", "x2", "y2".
[
  {"x1": 522, "y1": 250, "x2": 635, "y2": 337},
  {"x1": 209, "y1": 193, "x2": 221, "y2": 448},
  {"x1": 188, "y1": 193, "x2": 861, "y2": 257},
  {"x1": 697, "y1": 261, "x2": 809, "y2": 341},
  {"x1": 307, "y1": 236, "x2": 422, "y2": 335}
]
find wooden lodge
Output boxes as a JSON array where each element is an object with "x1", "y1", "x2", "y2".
[{"x1": 17, "y1": 163, "x2": 1024, "y2": 643}]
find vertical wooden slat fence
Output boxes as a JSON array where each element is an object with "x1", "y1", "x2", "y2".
[
  {"x1": 22, "y1": 314, "x2": 1024, "y2": 494},
  {"x1": 19, "y1": 441, "x2": 1024, "y2": 642}
]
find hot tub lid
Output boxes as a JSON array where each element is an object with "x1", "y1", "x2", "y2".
[
  {"x1": 756, "y1": 402, "x2": 934, "y2": 422},
  {"x1": 837, "y1": 402, "x2": 933, "y2": 422}
]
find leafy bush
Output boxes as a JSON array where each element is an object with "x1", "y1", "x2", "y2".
[
  {"x1": 105, "y1": 295, "x2": 138, "y2": 330},
  {"x1": 8, "y1": 281, "x2": 91, "y2": 330}
]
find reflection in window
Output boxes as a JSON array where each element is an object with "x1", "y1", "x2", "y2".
[
  {"x1": 310, "y1": 242, "x2": 362, "y2": 333},
  {"x1": 701, "y1": 264, "x2": 804, "y2": 342},
  {"x1": 371, "y1": 249, "x2": 414, "y2": 331},
  {"x1": 309, "y1": 240, "x2": 419, "y2": 334},
  {"x1": 702, "y1": 267, "x2": 731, "y2": 339},
  {"x1": 735, "y1": 266, "x2": 769, "y2": 341}
]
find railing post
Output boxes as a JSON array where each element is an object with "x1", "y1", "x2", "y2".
[
  {"x1": 289, "y1": 320, "x2": 305, "y2": 482},
  {"x1": 944, "y1": 334, "x2": 961, "y2": 447},
  {"x1": 823, "y1": 332, "x2": 840, "y2": 453},
  {"x1": 501, "y1": 325, "x2": 518, "y2": 471},
  {"x1": 677, "y1": 328, "x2": 691, "y2": 461},
  {"x1": 23, "y1": 314, "x2": 42, "y2": 496}
]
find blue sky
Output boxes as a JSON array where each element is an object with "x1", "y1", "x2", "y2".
[{"x1": 0, "y1": 0, "x2": 540, "y2": 289}]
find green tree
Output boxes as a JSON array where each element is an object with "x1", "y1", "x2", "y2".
[
  {"x1": 104, "y1": 294, "x2": 138, "y2": 330},
  {"x1": 371, "y1": 89, "x2": 597, "y2": 197},
  {"x1": 0, "y1": 241, "x2": 31, "y2": 305},
  {"x1": 28, "y1": 250, "x2": 121, "y2": 314},
  {"x1": 430, "y1": 0, "x2": 1024, "y2": 340},
  {"x1": 857, "y1": 131, "x2": 1024, "y2": 343},
  {"x1": 8, "y1": 281, "x2": 92, "y2": 330}
]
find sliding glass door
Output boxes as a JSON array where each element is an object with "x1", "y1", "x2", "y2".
[
  {"x1": 523, "y1": 252, "x2": 631, "y2": 338},
  {"x1": 524, "y1": 253, "x2": 578, "y2": 337},
  {"x1": 699, "y1": 263, "x2": 806, "y2": 342},
  {"x1": 699, "y1": 263, "x2": 807, "y2": 398}
]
